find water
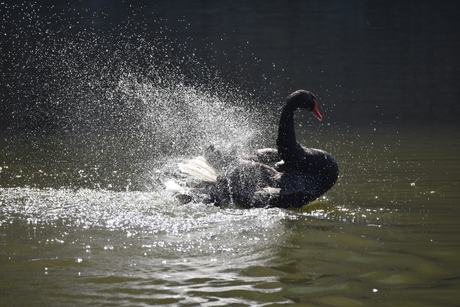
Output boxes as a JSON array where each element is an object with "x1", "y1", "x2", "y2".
[
  {"x1": 2, "y1": 129, "x2": 459, "y2": 306},
  {"x1": 2, "y1": 1, "x2": 460, "y2": 306}
]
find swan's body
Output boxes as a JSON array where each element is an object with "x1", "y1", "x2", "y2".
[{"x1": 177, "y1": 90, "x2": 338, "y2": 208}]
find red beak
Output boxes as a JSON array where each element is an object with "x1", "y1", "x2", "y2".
[{"x1": 312, "y1": 100, "x2": 323, "y2": 121}]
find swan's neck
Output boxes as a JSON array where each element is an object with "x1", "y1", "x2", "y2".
[{"x1": 276, "y1": 101, "x2": 301, "y2": 158}]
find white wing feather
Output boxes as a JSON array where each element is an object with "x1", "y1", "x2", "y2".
[{"x1": 178, "y1": 156, "x2": 217, "y2": 182}]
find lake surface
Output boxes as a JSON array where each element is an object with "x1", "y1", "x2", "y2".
[
  {"x1": 2, "y1": 128, "x2": 459, "y2": 306},
  {"x1": 2, "y1": 1, "x2": 460, "y2": 306}
]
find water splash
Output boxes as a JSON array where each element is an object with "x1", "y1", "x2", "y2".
[
  {"x1": 2, "y1": 2, "x2": 271, "y2": 192},
  {"x1": 0, "y1": 186, "x2": 292, "y2": 258},
  {"x1": 115, "y1": 77, "x2": 260, "y2": 157},
  {"x1": 1, "y1": 2, "x2": 395, "y2": 217}
]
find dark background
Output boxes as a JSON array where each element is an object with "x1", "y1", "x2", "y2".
[{"x1": 2, "y1": 0, "x2": 460, "y2": 131}]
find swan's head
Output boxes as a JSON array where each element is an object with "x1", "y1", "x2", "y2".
[{"x1": 287, "y1": 90, "x2": 323, "y2": 120}]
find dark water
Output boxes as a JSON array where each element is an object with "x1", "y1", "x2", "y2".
[{"x1": 1, "y1": 1, "x2": 460, "y2": 306}]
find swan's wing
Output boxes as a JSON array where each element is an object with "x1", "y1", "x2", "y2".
[
  {"x1": 247, "y1": 148, "x2": 280, "y2": 166},
  {"x1": 203, "y1": 145, "x2": 239, "y2": 171}
]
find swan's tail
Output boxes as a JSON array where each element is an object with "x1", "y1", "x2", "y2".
[{"x1": 178, "y1": 156, "x2": 218, "y2": 182}]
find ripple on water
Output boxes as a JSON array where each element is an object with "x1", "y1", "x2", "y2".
[
  {"x1": 2, "y1": 186, "x2": 459, "y2": 306},
  {"x1": 0, "y1": 186, "x2": 292, "y2": 256}
]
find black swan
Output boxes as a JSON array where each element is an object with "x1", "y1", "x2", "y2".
[{"x1": 177, "y1": 90, "x2": 338, "y2": 208}]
